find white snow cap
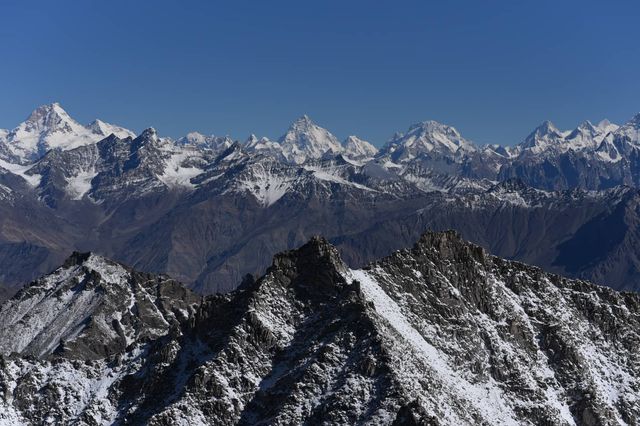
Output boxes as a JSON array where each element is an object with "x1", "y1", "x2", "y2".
[
  {"x1": 381, "y1": 120, "x2": 476, "y2": 162},
  {"x1": 2, "y1": 103, "x2": 134, "y2": 164},
  {"x1": 86, "y1": 119, "x2": 136, "y2": 139},
  {"x1": 343, "y1": 135, "x2": 377, "y2": 160},
  {"x1": 278, "y1": 115, "x2": 344, "y2": 164}
]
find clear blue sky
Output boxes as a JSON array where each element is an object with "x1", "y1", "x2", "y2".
[{"x1": 1, "y1": 0, "x2": 639, "y2": 146}]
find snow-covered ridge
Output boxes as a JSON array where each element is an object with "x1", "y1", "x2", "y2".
[
  {"x1": 1, "y1": 103, "x2": 136, "y2": 164},
  {"x1": 278, "y1": 114, "x2": 344, "y2": 164},
  {"x1": 86, "y1": 118, "x2": 136, "y2": 139},
  {"x1": 0, "y1": 158, "x2": 41, "y2": 187},
  {"x1": 514, "y1": 118, "x2": 623, "y2": 157},
  {"x1": 0, "y1": 232, "x2": 638, "y2": 424},
  {"x1": 380, "y1": 120, "x2": 477, "y2": 162},
  {"x1": 347, "y1": 268, "x2": 523, "y2": 424},
  {"x1": 2, "y1": 103, "x2": 640, "y2": 203},
  {"x1": 343, "y1": 231, "x2": 639, "y2": 424},
  {"x1": 343, "y1": 135, "x2": 377, "y2": 160},
  {"x1": 2, "y1": 103, "x2": 638, "y2": 167},
  {"x1": 0, "y1": 252, "x2": 199, "y2": 361}
]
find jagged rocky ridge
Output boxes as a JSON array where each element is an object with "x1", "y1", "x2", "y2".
[
  {"x1": 0, "y1": 252, "x2": 200, "y2": 360},
  {"x1": 0, "y1": 232, "x2": 638, "y2": 425},
  {"x1": 3, "y1": 104, "x2": 640, "y2": 295}
]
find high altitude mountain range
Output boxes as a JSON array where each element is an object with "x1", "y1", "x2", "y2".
[
  {"x1": 0, "y1": 232, "x2": 637, "y2": 424},
  {"x1": 1, "y1": 103, "x2": 640, "y2": 295}
]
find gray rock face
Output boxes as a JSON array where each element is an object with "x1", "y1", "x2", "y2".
[
  {"x1": 0, "y1": 233, "x2": 638, "y2": 424},
  {"x1": 355, "y1": 231, "x2": 640, "y2": 424},
  {"x1": 0, "y1": 252, "x2": 200, "y2": 360}
]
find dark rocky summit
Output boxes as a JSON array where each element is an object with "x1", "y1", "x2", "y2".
[{"x1": 0, "y1": 232, "x2": 637, "y2": 424}]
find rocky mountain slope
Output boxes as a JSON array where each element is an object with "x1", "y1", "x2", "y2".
[
  {"x1": 0, "y1": 252, "x2": 199, "y2": 360},
  {"x1": 0, "y1": 232, "x2": 637, "y2": 424},
  {"x1": 2, "y1": 104, "x2": 640, "y2": 295}
]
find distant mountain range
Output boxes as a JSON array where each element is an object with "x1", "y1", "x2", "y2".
[
  {"x1": 3, "y1": 103, "x2": 640, "y2": 188},
  {"x1": 1, "y1": 103, "x2": 640, "y2": 296},
  {"x1": 0, "y1": 232, "x2": 637, "y2": 424}
]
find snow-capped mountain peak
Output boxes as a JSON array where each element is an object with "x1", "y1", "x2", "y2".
[
  {"x1": 177, "y1": 131, "x2": 208, "y2": 145},
  {"x1": 86, "y1": 119, "x2": 135, "y2": 139},
  {"x1": 380, "y1": 120, "x2": 476, "y2": 163},
  {"x1": 24, "y1": 102, "x2": 78, "y2": 131},
  {"x1": 525, "y1": 120, "x2": 563, "y2": 141},
  {"x1": 343, "y1": 135, "x2": 377, "y2": 160},
  {"x1": 576, "y1": 120, "x2": 598, "y2": 133},
  {"x1": 3, "y1": 103, "x2": 100, "y2": 163},
  {"x1": 278, "y1": 115, "x2": 344, "y2": 164},
  {"x1": 562, "y1": 120, "x2": 605, "y2": 151},
  {"x1": 138, "y1": 127, "x2": 159, "y2": 143},
  {"x1": 408, "y1": 119, "x2": 462, "y2": 135},
  {"x1": 627, "y1": 112, "x2": 640, "y2": 128},
  {"x1": 242, "y1": 134, "x2": 283, "y2": 160},
  {"x1": 295, "y1": 114, "x2": 313, "y2": 125},
  {"x1": 596, "y1": 118, "x2": 619, "y2": 134},
  {"x1": 535, "y1": 119, "x2": 559, "y2": 133},
  {"x1": 514, "y1": 118, "x2": 622, "y2": 157},
  {"x1": 244, "y1": 133, "x2": 273, "y2": 149},
  {"x1": 246, "y1": 133, "x2": 259, "y2": 145},
  {"x1": 1, "y1": 103, "x2": 135, "y2": 164},
  {"x1": 176, "y1": 132, "x2": 234, "y2": 153},
  {"x1": 612, "y1": 113, "x2": 640, "y2": 146},
  {"x1": 515, "y1": 120, "x2": 570, "y2": 155},
  {"x1": 18, "y1": 103, "x2": 86, "y2": 142},
  {"x1": 571, "y1": 119, "x2": 618, "y2": 138}
]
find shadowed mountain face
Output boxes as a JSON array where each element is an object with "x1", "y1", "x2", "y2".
[
  {"x1": 2, "y1": 105, "x2": 640, "y2": 296},
  {"x1": 0, "y1": 232, "x2": 638, "y2": 424}
]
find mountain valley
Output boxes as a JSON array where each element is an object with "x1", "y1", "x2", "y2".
[{"x1": 1, "y1": 104, "x2": 640, "y2": 296}]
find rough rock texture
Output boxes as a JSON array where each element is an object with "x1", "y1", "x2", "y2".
[
  {"x1": 0, "y1": 252, "x2": 200, "y2": 360},
  {"x1": 0, "y1": 233, "x2": 638, "y2": 424}
]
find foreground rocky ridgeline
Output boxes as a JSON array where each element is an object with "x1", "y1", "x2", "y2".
[{"x1": 0, "y1": 231, "x2": 638, "y2": 425}]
